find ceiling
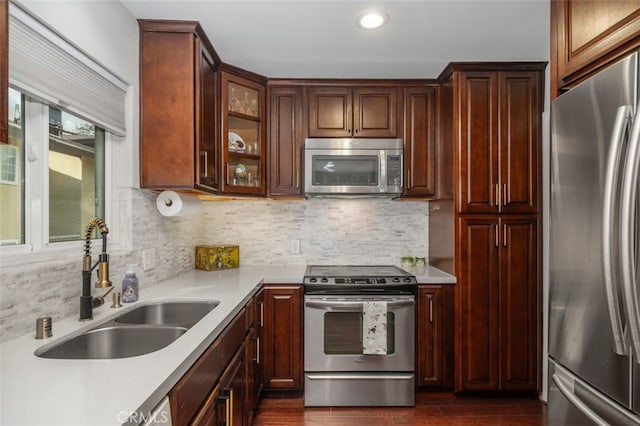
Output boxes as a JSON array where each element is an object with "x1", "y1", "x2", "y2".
[{"x1": 120, "y1": 0, "x2": 550, "y2": 79}]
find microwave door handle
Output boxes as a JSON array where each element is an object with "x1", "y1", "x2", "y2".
[{"x1": 380, "y1": 150, "x2": 387, "y2": 192}]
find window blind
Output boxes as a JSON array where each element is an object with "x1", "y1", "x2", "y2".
[{"x1": 8, "y1": 3, "x2": 128, "y2": 136}]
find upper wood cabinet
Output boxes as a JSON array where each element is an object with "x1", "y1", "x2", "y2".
[
  {"x1": 268, "y1": 85, "x2": 303, "y2": 197},
  {"x1": 403, "y1": 86, "x2": 437, "y2": 198},
  {"x1": 552, "y1": 0, "x2": 640, "y2": 96},
  {"x1": 307, "y1": 86, "x2": 400, "y2": 138},
  {"x1": 219, "y1": 69, "x2": 267, "y2": 195},
  {"x1": 453, "y1": 68, "x2": 543, "y2": 214},
  {"x1": 1, "y1": 0, "x2": 7, "y2": 144},
  {"x1": 139, "y1": 20, "x2": 220, "y2": 193}
]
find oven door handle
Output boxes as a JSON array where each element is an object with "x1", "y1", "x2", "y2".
[
  {"x1": 305, "y1": 373, "x2": 415, "y2": 381},
  {"x1": 304, "y1": 299, "x2": 414, "y2": 310}
]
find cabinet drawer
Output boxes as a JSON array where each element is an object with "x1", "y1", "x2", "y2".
[{"x1": 169, "y1": 308, "x2": 247, "y2": 425}]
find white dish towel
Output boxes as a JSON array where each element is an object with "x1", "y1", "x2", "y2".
[{"x1": 362, "y1": 301, "x2": 388, "y2": 355}]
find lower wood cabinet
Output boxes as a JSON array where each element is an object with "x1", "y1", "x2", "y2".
[
  {"x1": 245, "y1": 288, "x2": 263, "y2": 422},
  {"x1": 416, "y1": 285, "x2": 454, "y2": 389},
  {"x1": 456, "y1": 215, "x2": 539, "y2": 392},
  {"x1": 262, "y1": 284, "x2": 303, "y2": 391},
  {"x1": 191, "y1": 345, "x2": 246, "y2": 426},
  {"x1": 169, "y1": 290, "x2": 264, "y2": 426}
]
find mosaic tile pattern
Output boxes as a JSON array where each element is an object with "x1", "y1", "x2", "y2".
[
  {"x1": 200, "y1": 197, "x2": 428, "y2": 265},
  {"x1": 0, "y1": 191, "x2": 428, "y2": 342}
]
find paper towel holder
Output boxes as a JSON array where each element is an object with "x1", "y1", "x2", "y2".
[{"x1": 156, "y1": 190, "x2": 202, "y2": 217}]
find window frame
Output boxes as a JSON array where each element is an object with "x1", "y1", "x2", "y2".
[{"x1": 0, "y1": 93, "x2": 115, "y2": 265}]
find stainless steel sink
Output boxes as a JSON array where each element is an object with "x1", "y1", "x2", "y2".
[
  {"x1": 114, "y1": 300, "x2": 220, "y2": 328},
  {"x1": 35, "y1": 326, "x2": 187, "y2": 359},
  {"x1": 35, "y1": 300, "x2": 220, "y2": 359}
]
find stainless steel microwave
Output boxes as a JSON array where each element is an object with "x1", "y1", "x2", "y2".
[{"x1": 304, "y1": 138, "x2": 404, "y2": 196}]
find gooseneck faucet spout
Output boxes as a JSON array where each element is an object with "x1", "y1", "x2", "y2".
[{"x1": 80, "y1": 217, "x2": 113, "y2": 321}]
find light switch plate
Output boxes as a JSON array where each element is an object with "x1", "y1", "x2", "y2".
[
  {"x1": 289, "y1": 239, "x2": 301, "y2": 254},
  {"x1": 143, "y1": 248, "x2": 155, "y2": 271}
]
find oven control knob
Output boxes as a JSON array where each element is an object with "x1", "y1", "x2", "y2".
[
  {"x1": 392, "y1": 277, "x2": 400, "y2": 283},
  {"x1": 404, "y1": 277, "x2": 413, "y2": 283},
  {"x1": 309, "y1": 277, "x2": 317, "y2": 283},
  {"x1": 320, "y1": 277, "x2": 328, "y2": 283}
]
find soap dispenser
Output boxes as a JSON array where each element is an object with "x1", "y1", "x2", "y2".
[{"x1": 122, "y1": 265, "x2": 139, "y2": 303}]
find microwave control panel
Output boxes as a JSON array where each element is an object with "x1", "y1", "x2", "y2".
[{"x1": 387, "y1": 155, "x2": 403, "y2": 187}]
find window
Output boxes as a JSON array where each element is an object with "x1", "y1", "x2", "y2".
[
  {"x1": 2, "y1": 3, "x2": 127, "y2": 254},
  {"x1": 1, "y1": 88, "x2": 24, "y2": 246},
  {"x1": 48, "y1": 106, "x2": 105, "y2": 243},
  {"x1": 1, "y1": 88, "x2": 105, "y2": 247}
]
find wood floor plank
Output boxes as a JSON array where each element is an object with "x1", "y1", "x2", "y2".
[{"x1": 252, "y1": 394, "x2": 547, "y2": 426}]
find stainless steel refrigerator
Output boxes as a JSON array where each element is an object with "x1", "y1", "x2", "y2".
[{"x1": 549, "y1": 51, "x2": 640, "y2": 424}]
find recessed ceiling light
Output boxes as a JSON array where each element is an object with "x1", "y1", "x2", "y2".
[{"x1": 357, "y1": 10, "x2": 389, "y2": 30}]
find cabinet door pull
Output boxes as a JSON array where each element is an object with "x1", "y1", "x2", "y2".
[
  {"x1": 200, "y1": 151, "x2": 208, "y2": 178},
  {"x1": 259, "y1": 301, "x2": 264, "y2": 327},
  {"x1": 295, "y1": 168, "x2": 300, "y2": 189},
  {"x1": 252, "y1": 336, "x2": 260, "y2": 364},
  {"x1": 347, "y1": 109, "x2": 352, "y2": 133},
  {"x1": 216, "y1": 393, "x2": 229, "y2": 425},
  {"x1": 503, "y1": 224, "x2": 507, "y2": 247},
  {"x1": 219, "y1": 389, "x2": 231, "y2": 426},
  {"x1": 407, "y1": 169, "x2": 411, "y2": 190},
  {"x1": 503, "y1": 184, "x2": 507, "y2": 207},
  {"x1": 495, "y1": 224, "x2": 499, "y2": 248},
  {"x1": 495, "y1": 184, "x2": 500, "y2": 207},
  {"x1": 428, "y1": 298, "x2": 433, "y2": 324},
  {"x1": 229, "y1": 388, "x2": 234, "y2": 426}
]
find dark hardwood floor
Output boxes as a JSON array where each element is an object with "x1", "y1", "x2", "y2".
[{"x1": 252, "y1": 392, "x2": 547, "y2": 425}]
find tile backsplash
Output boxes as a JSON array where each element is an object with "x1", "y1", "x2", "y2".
[
  {"x1": 201, "y1": 197, "x2": 429, "y2": 265},
  {"x1": 0, "y1": 189, "x2": 428, "y2": 342}
]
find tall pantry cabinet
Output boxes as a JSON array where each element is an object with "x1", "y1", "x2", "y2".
[{"x1": 438, "y1": 63, "x2": 545, "y2": 392}]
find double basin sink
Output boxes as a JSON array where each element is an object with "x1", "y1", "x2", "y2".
[{"x1": 35, "y1": 300, "x2": 219, "y2": 359}]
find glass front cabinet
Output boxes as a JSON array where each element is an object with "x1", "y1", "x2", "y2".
[{"x1": 220, "y1": 71, "x2": 266, "y2": 195}]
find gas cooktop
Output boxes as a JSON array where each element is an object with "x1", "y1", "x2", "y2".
[{"x1": 303, "y1": 265, "x2": 417, "y2": 286}]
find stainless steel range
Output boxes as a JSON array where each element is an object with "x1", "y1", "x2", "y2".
[
  {"x1": 303, "y1": 265, "x2": 416, "y2": 407},
  {"x1": 304, "y1": 264, "x2": 417, "y2": 293}
]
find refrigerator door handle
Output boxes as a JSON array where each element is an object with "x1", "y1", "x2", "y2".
[
  {"x1": 603, "y1": 105, "x2": 632, "y2": 355},
  {"x1": 552, "y1": 373, "x2": 609, "y2": 426},
  {"x1": 621, "y1": 100, "x2": 640, "y2": 362}
]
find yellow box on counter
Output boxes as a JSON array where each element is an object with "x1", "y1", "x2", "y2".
[{"x1": 195, "y1": 245, "x2": 239, "y2": 271}]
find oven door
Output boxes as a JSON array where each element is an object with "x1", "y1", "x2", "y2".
[{"x1": 304, "y1": 295, "x2": 415, "y2": 372}]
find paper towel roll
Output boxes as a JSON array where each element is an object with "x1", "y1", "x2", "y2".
[{"x1": 156, "y1": 190, "x2": 202, "y2": 217}]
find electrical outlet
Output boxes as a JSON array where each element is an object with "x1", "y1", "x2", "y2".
[
  {"x1": 143, "y1": 248, "x2": 155, "y2": 271},
  {"x1": 289, "y1": 239, "x2": 301, "y2": 254}
]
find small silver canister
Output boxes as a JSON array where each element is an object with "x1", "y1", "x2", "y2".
[{"x1": 35, "y1": 316, "x2": 52, "y2": 339}]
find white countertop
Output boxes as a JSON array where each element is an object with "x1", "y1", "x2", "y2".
[{"x1": 0, "y1": 264, "x2": 455, "y2": 426}]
